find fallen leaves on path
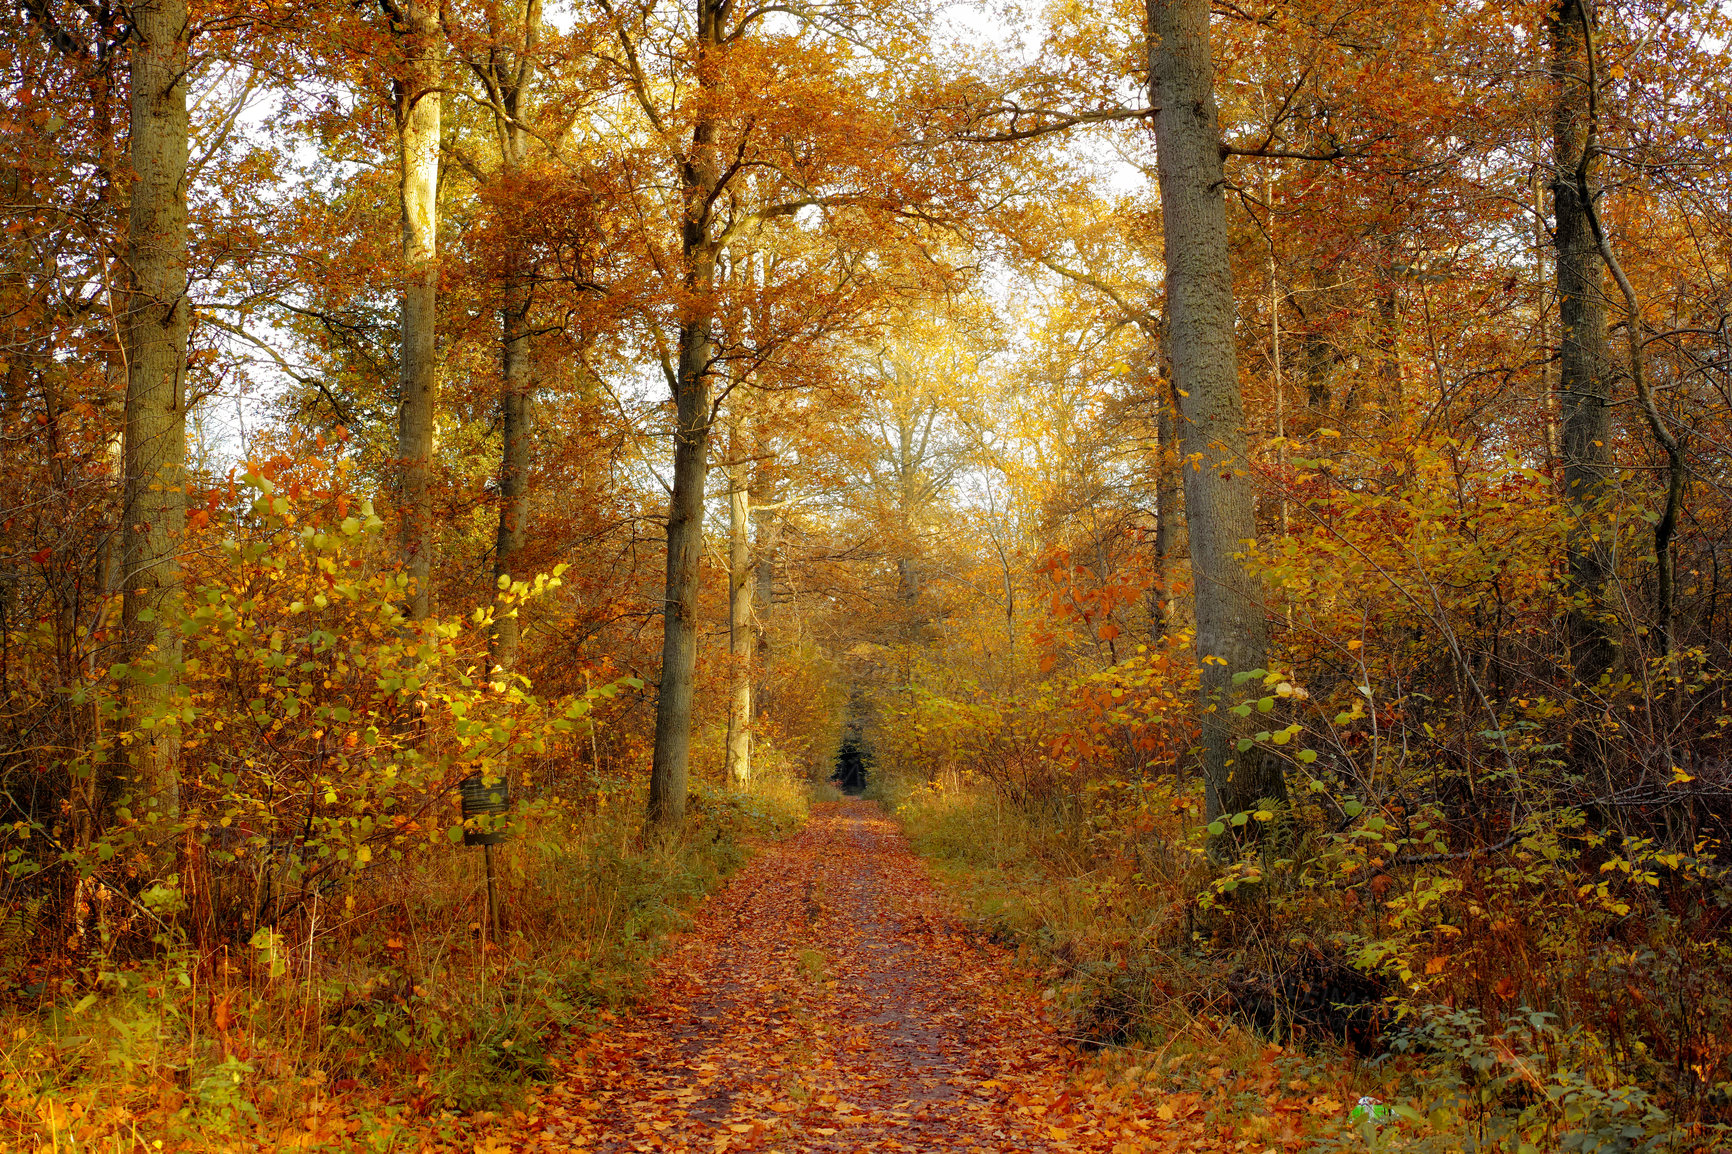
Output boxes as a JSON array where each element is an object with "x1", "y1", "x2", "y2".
[{"x1": 498, "y1": 801, "x2": 1314, "y2": 1153}]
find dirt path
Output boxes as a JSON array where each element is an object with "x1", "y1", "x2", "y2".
[{"x1": 513, "y1": 800, "x2": 1164, "y2": 1153}]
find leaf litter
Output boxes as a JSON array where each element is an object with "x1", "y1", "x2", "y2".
[{"x1": 476, "y1": 800, "x2": 1324, "y2": 1154}]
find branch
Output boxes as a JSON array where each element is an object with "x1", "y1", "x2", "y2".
[
  {"x1": 945, "y1": 105, "x2": 1156, "y2": 145},
  {"x1": 1035, "y1": 255, "x2": 1159, "y2": 336},
  {"x1": 594, "y1": 0, "x2": 667, "y2": 137},
  {"x1": 1222, "y1": 143, "x2": 1345, "y2": 162},
  {"x1": 202, "y1": 315, "x2": 356, "y2": 426},
  {"x1": 19, "y1": 0, "x2": 89, "y2": 55}
]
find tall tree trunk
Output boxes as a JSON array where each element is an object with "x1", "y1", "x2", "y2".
[
  {"x1": 485, "y1": 1, "x2": 540, "y2": 674},
  {"x1": 490, "y1": 282, "x2": 532, "y2": 670},
  {"x1": 1569, "y1": 5, "x2": 1684, "y2": 662},
  {"x1": 648, "y1": 0, "x2": 722, "y2": 826},
  {"x1": 1373, "y1": 268, "x2": 1401, "y2": 416},
  {"x1": 724, "y1": 456, "x2": 752, "y2": 788},
  {"x1": 121, "y1": 0, "x2": 189, "y2": 824},
  {"x1": 647, "y1": 316, "x2": 714, "y2": 826},
  {"x1": 1151, "y1": 370, "x2": 1180, "y2": 641},
  {"x1": 752, "y1": 460, "x2": 776, "y2": 724},
  {"x1": 1551, "y1": 0, "x2": 1615, "y2": 684},
  {"x1": 1148, "y1": 0, "x2": 1285, "y2": 821},
  {"x1": 394, "y1": 0, "x2": 443, "y2": 622}
]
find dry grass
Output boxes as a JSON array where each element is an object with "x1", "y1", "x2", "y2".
[{"x1": 0, "y1": 775, "x2": 818, "y2": 1151}]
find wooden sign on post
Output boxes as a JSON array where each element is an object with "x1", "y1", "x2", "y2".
[{"x1": 459, "y1": 773, "x2": 510, "y2": 944}]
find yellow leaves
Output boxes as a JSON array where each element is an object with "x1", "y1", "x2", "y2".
[{"x1": 34, "y1": 1096, "x2": 73, "y2": 1132}]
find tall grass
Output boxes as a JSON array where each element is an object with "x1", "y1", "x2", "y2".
[
  {"x1": 0, "y1": 775, "x2": 814, "y2": 1150},
  {"x1": 887, "y1": 770, "x2": 1695, "y2": 1152}
]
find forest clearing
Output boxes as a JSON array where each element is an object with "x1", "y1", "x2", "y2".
[{"x1": 3, "y1": 0, "x2": 1732, "y2": 1149}]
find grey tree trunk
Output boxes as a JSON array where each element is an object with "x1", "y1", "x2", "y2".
[
  {"x1": 752, "y1": 461, "x2": 777, "y2": 724},
  {"x1": 647, "y1": 312, "x2": 714, "y2": 826},
  {"x1": 1551, "y1": 0, "x2": 1615, "y2": 685},
  {"x1": 648, "y1": 3, "x2": 722, "y2": 824},
  {"x1": 724, "y1": 457, "x2": 752, "y2": 788},
  {"x1": 121, "y1": 0, "x2": 190, "y2": 822},
  {"x1": 490, "y1": 285, "x2": 532, "y2": 670},
  {"x1": 483, "y1": 0, "x2": 540, "y2": 673},
  {"x1": 1148, "y1": 0, "x2": 1285, "y2": 820},
  {"x1": 1373, "y1": 242, "x2": 1402, "y2": 416},
  {"x1": 394, "y1": 0, "x2": 443, "y2": 621},
  {"x1": 1151, "y1": 372, "x2": 1180, "y2": 641}
]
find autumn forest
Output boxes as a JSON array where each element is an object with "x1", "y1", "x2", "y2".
[{"x1": 3, "y1": 0, "x2": 1732, "y2": 1149}]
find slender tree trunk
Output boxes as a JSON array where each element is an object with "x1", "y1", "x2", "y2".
[
  {"x1": 486, "y1": 5, "x2": 539, "y2": 674},
  {"x1": 752, "y1": 461, "x2": 776, "y2": 724},
  {"x1": 1148, "y1": 0, "x2": 1285, "y2": 821},
  {"x1": 1551, "y1": 0, "x2": 1615, "y2": 684},
  {"x1": 1303, "y1": 327, "x2": 1333, "y2": 423},
  {"x1": 648, "y1": 1, "x2": 722, "y2": 825},
  {"x1": 121, "y1": 0, "x2": 190, "y2": 823},
  {"x1": 394, "y1": 0, "x2": 443, "y2": 621},
  {"x1": 895, "y1": 417, "x2": 923, "y2": 640},
  {"x1": 490, "y1": 282, "x2": 533, "y2": 670},
  {"x1": 1373, "y1": 236, "x2": 1403, "y2": 417},
  {"x1": 1570, "y1": 6, "x2": 1684, "y2": 661},
  {"x1": 724, "y1": 457, "x2": 752, "y2": 788}
]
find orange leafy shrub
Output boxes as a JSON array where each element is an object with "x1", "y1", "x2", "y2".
[
  {"x1": 880, "y1": 431, "x2": 1732, "y2": 1150},
  {"x1": 0, "y1": 472, "x2": 813, "y2": 1148}
]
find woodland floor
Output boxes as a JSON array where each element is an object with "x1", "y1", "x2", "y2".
[{"x1": 489, "y1": 800, "x2": 1279, "y2": 1154}]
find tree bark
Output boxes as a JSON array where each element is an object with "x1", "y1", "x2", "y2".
[
  {"x1": 121, "y1": 0, "x2": 190, "y2": 823},
  {"x1": 394, "y1": 0, "x2": 443, "y2": 622},
  {"x1": 1151, "y1": 369, "x2": 1181, "y2": 641},
  {"x1": 1551, "y1": 0, "x2": 1615, "y2": 684},
  {"x1": 1373, "y1": 246, "x2": 1402, "y2": 416},
  {"x1": 484, "y1": 0, "x2": 540, "y2": 674},
  {"x1": 1148, "y1": 0, "x2": 1285, "y2": 820},
  {"x1": 490, "y1": 283, "x2": 532, "y2": 669},
  {"x1": 724, "y1": 456, "x2": 752, "y2": 788},
  {"x1": 647, "y1": 314, "x2": 714, "y2": 826},
  {"x1": 1570, "y1": 4, "x2": 1684, "y2": 661},
  {"x1": 752, "y1": 459, "x2": 777, "y2": 724},
  {"x1": 648, "y1": 0, "x2": 723, "y2": 826}
]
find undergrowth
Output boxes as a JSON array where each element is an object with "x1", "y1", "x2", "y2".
[
  {"x1": 0, "y1": 775, "x2": 813, "y2": 1151},
  {"x1": 883, "y1": 772, "x2": 1696, "y2": 1153}
]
